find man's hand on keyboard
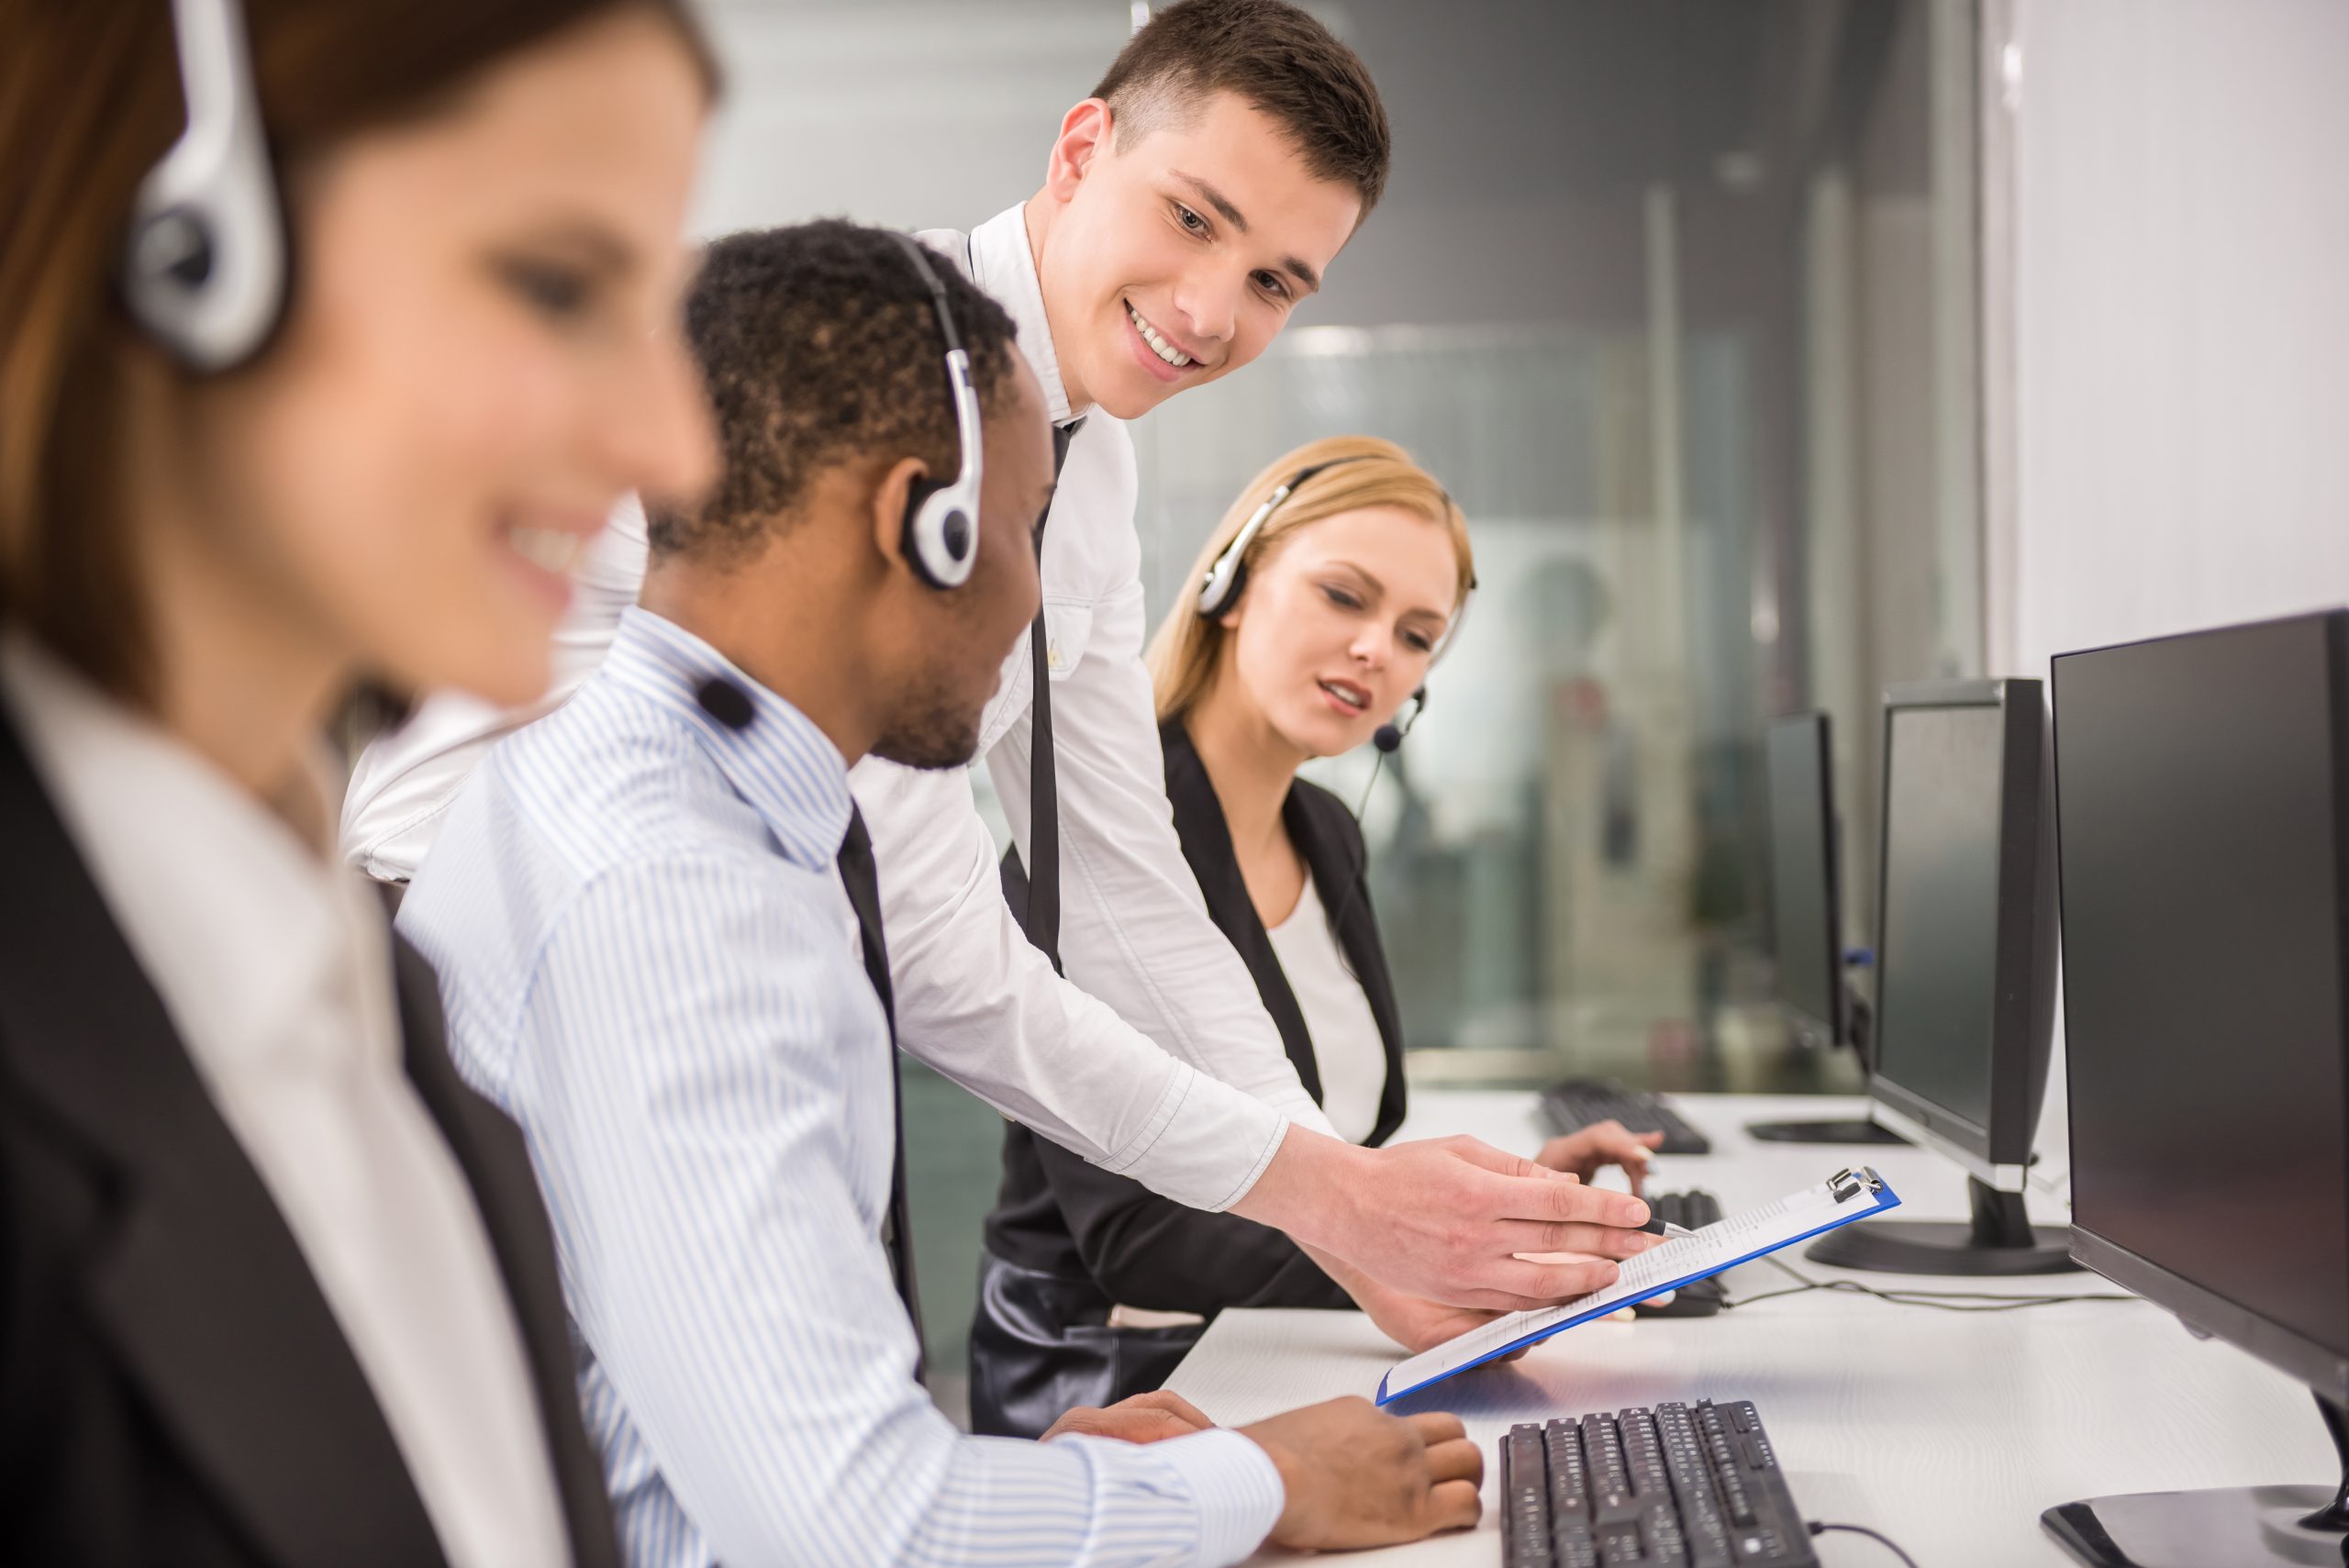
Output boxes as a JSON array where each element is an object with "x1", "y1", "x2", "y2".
[
  {"x1": 1241, "y1": 1400, "x2": 1484, "y2": 1551},
  {"x1": 1537, "y1": 1119, "x2": 1666, "y2": 1195}
]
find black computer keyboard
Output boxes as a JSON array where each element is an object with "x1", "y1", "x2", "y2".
[
  {"x1": 1501, "y1": 1399, "x2": 1816, "y2": 1567},
  {"x1": 1542, "y1": 1078, "x2": 1712, "y2": 1155},
  {"x1": 1633, "y1": 1190, "x2": 1725, "y2": 1318}
]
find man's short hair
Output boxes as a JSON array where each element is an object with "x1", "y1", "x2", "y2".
[
  {"x1": 1093, "y1": 0, "x2": 1390, "y2": 213},
  {"x1": 649, "y1": 219, "x2": 1021, "y2": 564}
]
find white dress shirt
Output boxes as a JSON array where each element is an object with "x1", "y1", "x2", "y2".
[
  {"x1": 1264, "y1": 870, "x2": 1389, "y2": 1146},
  {"x1": 400, "y1": 607, "x2": 1286, "y2": 1568},
  {"x1": 0, "y1": 634, "x2": 569, "y2": 1568},
  {"x1": 341, "y1": 203, "x2": 1334, "y2": 1213}
]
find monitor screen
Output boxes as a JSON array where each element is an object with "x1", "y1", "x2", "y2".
[
  {"x1": 1872, "y1": 701, "x2": 2005, "y2": 1134},
  {"x1": 1765, "y1": 716, "x2": 1839, "y2": 1041},
  {"x1": 2055, "y1": 616, "x2": 2349, "y2": 1365}
]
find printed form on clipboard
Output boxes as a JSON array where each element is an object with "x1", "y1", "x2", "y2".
[{"x1": 1375, "y1": 1166, "x2": 1900, "y2": 1405}]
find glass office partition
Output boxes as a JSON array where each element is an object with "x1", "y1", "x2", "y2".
[
  {"x1": 1132, "y1": 323, "x2": 1776, "y2": 1084},
  {"x1": 1113, "y1": 0, "x2": 1991, "y2": 1094}
]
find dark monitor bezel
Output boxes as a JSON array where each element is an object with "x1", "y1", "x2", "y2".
[
  {"x1": 1867, "y1": 678, "x2": 2060, "y2": 1172},
  {"x1": 2051, "y1": 609, "x2": 2349, "y2": 1404},
  {"x1": 1765, "y1": 711, "x2": 1843, "y2": 1052}
]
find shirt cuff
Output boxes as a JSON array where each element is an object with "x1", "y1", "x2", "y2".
[{"x1": 1150, "y1": 1427, "x2": 1286, "y2": 1568}]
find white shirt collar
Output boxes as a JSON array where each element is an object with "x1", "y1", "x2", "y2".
[
  {"x1": 962, "y1": 202, "x2": 1083, "y2": 424},
  {"x1": 0, "y1": 631, "x2": 392, "y2": 1079}
]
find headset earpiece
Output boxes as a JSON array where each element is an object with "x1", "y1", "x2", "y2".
[
  {"x1": 121, "y1": 0, "x2": 287, "y2": 373},
  {"x1": 901, "y1": 471, "x2": 974, "y2": 589},
  {"x1": 1202, "y1": 560, "x2": 1248, "y2": 622}
]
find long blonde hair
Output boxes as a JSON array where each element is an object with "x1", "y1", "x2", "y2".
[{"x1": 1148, "y1": 435, "x2": 1474, "y2": 723}]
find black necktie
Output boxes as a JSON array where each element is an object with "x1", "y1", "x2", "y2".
[
  {"x1": 1024, "y1": 417, "x2": 1084, "y2": 973},
  {"x1": 836, "y1": 806, "x2": 923, "y2": 1371}
]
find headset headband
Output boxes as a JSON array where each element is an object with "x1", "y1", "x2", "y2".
[
  {"x1": 888, "y1": 232, "x2": 985, "y2": 589},
  {"x1": 1197, "y1": 457, "x2": 1476, "y2": 662}
]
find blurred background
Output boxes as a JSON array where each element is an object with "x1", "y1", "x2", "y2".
[{"x1": 681, "y1": 0, "x2": 2349, "y2": 1407}]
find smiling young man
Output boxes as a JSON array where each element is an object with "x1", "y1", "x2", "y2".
[{"x1": 346, "y1": 0, "x2": 1654, "y2": 1334}]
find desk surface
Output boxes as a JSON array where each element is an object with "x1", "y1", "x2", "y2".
[{"x1": 1163, "y1": 1091, "x2": 2334, "y2": 1567}]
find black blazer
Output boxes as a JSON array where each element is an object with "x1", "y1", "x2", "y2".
[
  {"x1": 983, "y1": 721, "x2": 1408, "y2": 1316},
  {"x1": 0, "y1": 709, "x2": 622, "y2": 1568}
]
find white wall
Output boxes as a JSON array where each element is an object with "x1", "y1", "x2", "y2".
[
  {"x1": 686, "y1": 1, "x2": 1130, "y2": 239},
  {"x1": 2004, "y1": 0, "x2": 2349, "y2": 1177},
  {"x1": 2009, "y1": 0, "x2": 2349, "y2": 678}
]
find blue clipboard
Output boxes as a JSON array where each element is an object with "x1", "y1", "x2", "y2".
[{"x1": 1375, "y1": 1166, "x2": 1900, "y2": 1406}]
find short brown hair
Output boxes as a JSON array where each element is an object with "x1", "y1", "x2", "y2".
[
  {"x1": 1093, "y1": 0, "x2": 1391, "y2": 214},
  {"x1": 0, "y1": 0, "x2": 717, "y2": 704}
]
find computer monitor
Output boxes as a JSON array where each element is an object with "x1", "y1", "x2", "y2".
[
  {"x1": 1770, "y1": 712, "x2": 1843, "y2": 1047},
  {"x1": 2042, "y1": 612, "x2": 2349, "y2": 1567},
  {"x1": 1746, "y1": 711, "x2": 1907, "y2": 1146},
  {"x1": 1804, "y1": 679, "x2": 2077, "y2": 1275}
]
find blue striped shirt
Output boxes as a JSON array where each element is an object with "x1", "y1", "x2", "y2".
[{"x1": 399, "y1": 607, "x2": 1286, "y2": 1568}]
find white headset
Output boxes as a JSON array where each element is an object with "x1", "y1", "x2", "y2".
[
  {"x1": 120, "y1": 0, "x2": 286, "y2": 373},
  {"x1": 885, "y1": 232, "x2": 986, "y2": 590},
  {"x1": 1195, "y1": 459, "x2": 1359, "y2": 619}
]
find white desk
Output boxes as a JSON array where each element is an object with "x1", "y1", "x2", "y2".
[{"x1": 1164, "y1": 1091, "x2": 2334, "y2": 1566}]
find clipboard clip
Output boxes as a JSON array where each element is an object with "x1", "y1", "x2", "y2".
[{"x1": 1829, "y1": 1166, "x2": 1886, "y2": 1203}]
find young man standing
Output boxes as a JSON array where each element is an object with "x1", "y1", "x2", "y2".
[
  {"x1": 351, "y1": 0, "x2": 1654, "y2": 1330},
  {"x1": 401, "y1": 219, "x2": 1484, "y2": 1567}
]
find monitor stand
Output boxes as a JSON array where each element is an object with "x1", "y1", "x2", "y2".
[
  {"x1": 1803, "y1": 1174, "x2": 2079, "y2": 1275},
  {"x1": 1746, "y1": 994, "x2": 1912, "y2": 1146},
  {"x1": 2043, "y1": 1393, "x2": 2349, "y2": 1566},
  {"x1": 1746, "y1": 1115, "x2": 1908, "y2": 1145}
]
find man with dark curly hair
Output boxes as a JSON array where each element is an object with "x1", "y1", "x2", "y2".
[
  {"x1": 353, "y1": 0, "x2": 1650, "y2": 1413},
  {"x1": 400, "y1": 218, "x2": 1485, "y2": 1568}
]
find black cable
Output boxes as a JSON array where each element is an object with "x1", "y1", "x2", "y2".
[
  {"x1": 1719, "y1": 1254, "x2": 2143, "y2": 1315},
  {"x1": 1808, "y1": 1520, "x2": 1922, "y2": 1568},
  {"x1": 1351, "y1": 747, "x2": 1388, "y2": 819}
]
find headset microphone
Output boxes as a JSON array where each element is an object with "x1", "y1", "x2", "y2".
[{"x1": 1373, "y1": 686, "x2": 1426, "y2": 754}]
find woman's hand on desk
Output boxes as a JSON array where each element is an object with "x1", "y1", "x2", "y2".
[
  {"x1": 1536, "y1": 1120, "x2": 1665, "y2": 1194},
  {"x1": 1040, "y1": 1390, "x2": 1216, "y2": 1445}
]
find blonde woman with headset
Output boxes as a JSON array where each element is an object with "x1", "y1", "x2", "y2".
[{"x1": 972, "y1": 436, "x2": 1662, "y2": 1436}]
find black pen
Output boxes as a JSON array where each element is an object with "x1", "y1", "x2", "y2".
[{"x1": 1635, "y1": 1215, "x2": 1699, "y2": 1240}]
